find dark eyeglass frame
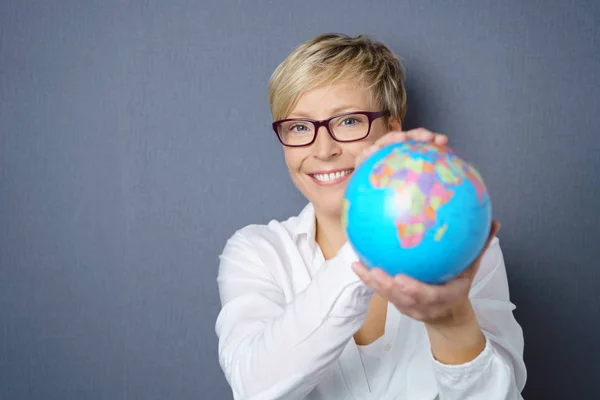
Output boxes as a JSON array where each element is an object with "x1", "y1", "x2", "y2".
[{"x1": 272, "y1": 110, "x2": 390, "y2": 147}]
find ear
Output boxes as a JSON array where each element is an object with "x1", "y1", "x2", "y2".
[{"x1": 388, "y1": 116, "x2": 402, "y2": 132}]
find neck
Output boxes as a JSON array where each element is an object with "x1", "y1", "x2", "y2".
[{"x1": 315, "y1": 211, "x2": 347, "y2": 260}]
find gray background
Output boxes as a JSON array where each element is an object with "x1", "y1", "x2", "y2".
[{"x1": 1, "y1": 0, "x2": 599, "y2": 399}]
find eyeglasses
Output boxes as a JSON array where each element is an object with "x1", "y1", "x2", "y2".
[{"x1": 272, "y1": 111, "x2": 390, "y2": 147}]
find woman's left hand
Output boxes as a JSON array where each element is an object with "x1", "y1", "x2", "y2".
[{"x1": 352, "y1": 220, "x2": 500, "y2": 326}]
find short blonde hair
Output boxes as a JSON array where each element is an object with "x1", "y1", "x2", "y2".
[{"x1": 268, "y1": 33, "x2": 407, "y2": 123}]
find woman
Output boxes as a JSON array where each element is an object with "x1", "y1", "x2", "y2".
[{"x1": 215, "y1": 33, "x2": 526, "y2": 399}]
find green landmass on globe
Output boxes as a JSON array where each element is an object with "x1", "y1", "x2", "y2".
[{"x1": 341, "y1": 199, "x2": 350, "y2": 231}]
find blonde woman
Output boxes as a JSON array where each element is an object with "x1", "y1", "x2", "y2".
[{"x1": 215, "y1": 33, "x2": 526, "y2": 400}]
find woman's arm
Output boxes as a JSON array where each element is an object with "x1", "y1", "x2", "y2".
[
  {"x1": 429, "y1": 238, "x2": 527, "y2": 399},
  {"x1": 215, "y1": 229, "x2": 372, "y2": 400}
]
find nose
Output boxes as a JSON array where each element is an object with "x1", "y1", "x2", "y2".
[{"x1": 311, "y1": 126, "x2": 341, "y2": 160}]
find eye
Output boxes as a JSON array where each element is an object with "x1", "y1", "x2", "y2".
[
  {"x1": 340, "y1": 118, "x2": 359, "y2": 126},
  {"x1": 290, "y1": 124, "x2": 309, "y2": 132}
]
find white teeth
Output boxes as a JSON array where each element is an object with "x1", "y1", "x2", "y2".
[{"x1": 312, "y1": 169, "x2": 352, "y2": 182}]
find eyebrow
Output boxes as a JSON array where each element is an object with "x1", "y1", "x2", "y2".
[{"x1": 287, "y1": 105, "x2": 366, "y2": 119}]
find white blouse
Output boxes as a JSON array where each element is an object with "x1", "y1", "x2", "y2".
[
  {"x1": 357, "y1": 336, "x2": 385, "y2": 393},
  {"x1": 215, "y1": 203, "x2": 526, "y2": 399}
]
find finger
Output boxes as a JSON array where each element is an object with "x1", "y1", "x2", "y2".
[
  {"x1": 433, "y1": 133, "x2": 449, "y2": 146},
  {"x1": 355, "y1": 132, "x2": 407, "y2": 167},
  {"x1": 355, "y1": 144, "x2": 383, "y2": 167},
  {"x1": 352, "y1": 264, "x2": 392, "y2": 295},
  {"x1": 367, "y1": 268, "x2": 396, "y2": 296},
  {"x1": 355, "y1": 146, "x2": 379, "y2": 167},
  {"x1": 405, "y1": 128, "x2": 434, "y2": 142},
  {"x1": 392, "y1": 274, "x2": 440, "y2": 305},
  {"x1": 388, "y1": 277, "x2": 468, "y2": 322},
  {"x1": 489, "y1": 220, "x2": 501, "y2": 241},
  {"x1": 479, "y1": 220, "x2": 501, "y2": 259},
  {"x1": 386, "y1": 285, "x2": 418, "y2": 308},
  {"x1": 374, "y1": 131, "x2": 408, "y2": 147},
  {"x1": 390, "y1": 291, "x2": 447, "y2": 322},
  {"x1": 478, "y1": 220, "x2": 500, "y2": 257},
  {"x1": 351, "y1": 262, "x2": 371, "y2": 281},
  {"x1": 394, "y1": 273, "x2": 466, "y2": 306},
  {"x1": 355, "y1": 129, "x2": 448, "y2": 168},
  {"x1": 459, "y1": 219, "x2": 502, "y2": 279},
  {"x1": 430, "y1": 274, "x2": 473, "y2": 304},
  {"x1": 473, "y1": 220, "x2": 501, "y2": 268},
  {"x1": 405, "y1": 128, "x2": 449, "y2": 146}
]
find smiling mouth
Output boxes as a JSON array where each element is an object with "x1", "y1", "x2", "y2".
[{"x1": 308, "y1": 168, "x2": 354, "y2": 185}]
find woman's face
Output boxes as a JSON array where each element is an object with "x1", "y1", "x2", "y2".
[{"x1": 281, "y1": 81, "x2": 401, "y2": 219}]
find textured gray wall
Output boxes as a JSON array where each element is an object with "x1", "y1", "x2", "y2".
[{"x1": 1, "y1": 1, "x2": 598, "y2": 399}]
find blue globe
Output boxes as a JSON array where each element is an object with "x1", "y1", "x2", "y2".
[{"x1": 342, "y1": 140, "x2": 492, "y2": 284}]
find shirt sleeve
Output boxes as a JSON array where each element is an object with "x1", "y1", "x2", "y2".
[
  {"x1": 432, "y1": 237, "x2": 527, "y2": 400},
  {"x1": 214, "y1": 230, "x2": 374, "y2": 400}
]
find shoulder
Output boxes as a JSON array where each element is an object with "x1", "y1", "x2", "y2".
[
  {"x1": 221, "y1": 203, "x2": 312, "y2": 256},
  {"x1": 216, "y1": 211, "x2": 309, "y2": 302},
  {"x1": 221, "y1": 216, "x2": 299, "y2": 256},
  {"x1": 218, "y1": 205, "x2": 311, "y2": 277}
]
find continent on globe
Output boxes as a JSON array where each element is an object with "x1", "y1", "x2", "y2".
[
  {"x1": 341, "y1": 199, "x2": 350, "y2": 231},
  {"x1": 434, "y1": 223, "x2": 448, "y2": 242},
  {"x1": 369, "y1": 142, "x2": 487, "y2": 249}
]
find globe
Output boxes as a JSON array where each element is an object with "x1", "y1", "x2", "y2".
[{"x1": 342, "y1": 140, "x2": 492, "y2": 284}]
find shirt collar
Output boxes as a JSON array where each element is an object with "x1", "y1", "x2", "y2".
[{"x1": 292, "y1": 202, "x2": 316, "y2": 244}]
